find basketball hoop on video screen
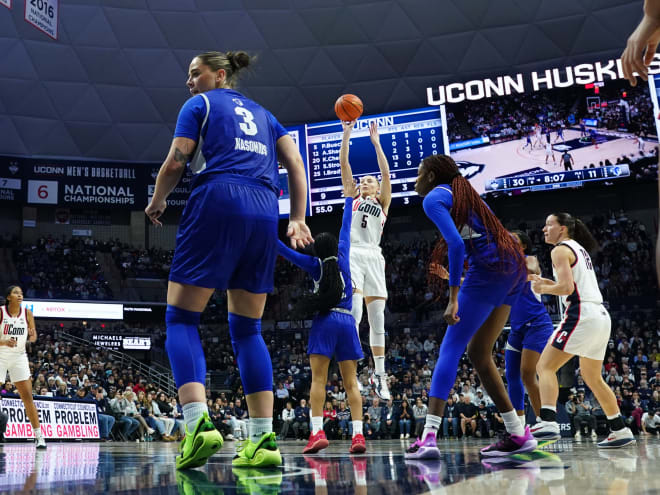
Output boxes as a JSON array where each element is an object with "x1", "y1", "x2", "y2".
[{"x1": 586, "y1": 96, "x2": 601, "y2": 112}]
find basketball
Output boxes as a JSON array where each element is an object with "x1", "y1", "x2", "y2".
[{"x1": 335, "y1": 94, "x2": 363, "y2": 122}]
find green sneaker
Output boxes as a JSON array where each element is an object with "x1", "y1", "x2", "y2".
[
  {"x1": 176, "y1": 412, "x2": 224, "y2": 470},
  {"x1": 232, "y1": 432, "x2": 282, "y2": 468},
  {"x1": 232, "y1": 467, "x2": 282, "y2": 495},
  {"x1": 176, "y1": 469, "x2": 225, "y2": 495}
]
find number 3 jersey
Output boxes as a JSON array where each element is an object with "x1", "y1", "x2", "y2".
[
  {"x1": 174, "y1": 88, "x2": 288, "y2": 195},
  {"x1": 350, "y1": 196, "x2": 386, "y2": 249},
  {"x1": 552, "y1": 239, "x2": 603, "y2": 307},
  {"x1": 0, "y1": 306, "x2": 28, "y2": 355}
]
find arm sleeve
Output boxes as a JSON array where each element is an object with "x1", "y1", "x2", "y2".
[
  {"x1": 173, "y1": 96, "x2": 206, "y2": 140},
  {"x1": 338, "y1": 197, "x2": 353, "y2": 260},
  {"x1": 422, "y1": 188, "x2": 465, "y2": 286},
  {"x1": 277, "y1": 240, "x2": 322, "y2": 280},
  {"x1": 267, "y1": 110, "x2": 288, "y2": 140}
]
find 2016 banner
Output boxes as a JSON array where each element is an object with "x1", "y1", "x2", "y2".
[{"x1": 1, "y1": 397, "x2": 100, "y2": 440}]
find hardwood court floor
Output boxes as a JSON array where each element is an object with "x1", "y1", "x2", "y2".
[{"x1": 0, "y1": 436, "x2": 657, "y2": 494}]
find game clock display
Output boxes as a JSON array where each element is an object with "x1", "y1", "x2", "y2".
[
  {"x1": 485, "y1": 165, "x2": 631, "y2": 193},
  {"x1": 285, "y1": 107, "x2": 450, "y2": 216}
]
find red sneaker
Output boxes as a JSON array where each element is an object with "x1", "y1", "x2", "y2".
[
  {"x1": 303, "y1": 430, "x2": 329, "y2": 454},
  {"x1": 350, "y1": 433, "x2": 366, "y2": 454}
]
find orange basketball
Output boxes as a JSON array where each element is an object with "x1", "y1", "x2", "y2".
[{"x1": 335, "y1": 94, "x2": 363, "y2": 122}]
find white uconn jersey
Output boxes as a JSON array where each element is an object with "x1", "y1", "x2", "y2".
[
  {"x1": 0, "y1": 305, "x2": 28, "y2": 355},
  {"x1": 350, "y1": 196, "x2": 386, "y2": 248},
  {"x1": 553, "y1": 239, "x2": 603, "y2": 307}
]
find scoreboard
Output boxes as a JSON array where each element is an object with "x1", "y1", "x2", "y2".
[
  {"x1": 281, "y1": 107, "x2": 450, "y2": 216},
  {"x1": 485, "y1": 165, "x2": 631, "y2": 193}
]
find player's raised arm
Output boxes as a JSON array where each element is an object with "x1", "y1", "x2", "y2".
[
  {"x1": 369, "y1": 122, "x2": 391, "y2": 213},
  {"x1": 277, "y1": 134, "x2": 313, "y2": 248},
  {"x1": 340, "y1": 121, "x2": 356, "y2": 192}
]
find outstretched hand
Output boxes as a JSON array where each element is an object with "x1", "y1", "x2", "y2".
[{"x1": 287, "y1": 220, "x2": 314, "y2": 249}]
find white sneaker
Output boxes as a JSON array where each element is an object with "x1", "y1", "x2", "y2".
[
  {"x1": 369, "y1": 373, "x2": 391, "y2": 401},
  {"x1": 530, "y1": 420, "x2": 560, "y2": 440},
  {"x1": 147, "y1": 428, "x2": 155, "y2": 435},
  {"x1": 400, "y1": 434, "x2": 404, "y2": 439},
  {"x1": 591, "y1": 430, "x2": 598, "y2": 441},
  {"x1": 598, "y1": 428, "x2": 635, "y2": 449},
  {"x1": 35, "y1": 436, "x2": 46, "y2": 449},
  {"x1": 574, "y1": 431, "x2": 582, "y2": 441},
  {"x1": 405, "y1": 433, "x2": 410, "y2": 439}
]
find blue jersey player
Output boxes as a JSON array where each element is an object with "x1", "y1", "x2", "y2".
[
  {"x1": 505, "y1": 231, "x2": 555, "y2": 428},
  {"x1": 145, "y1": 51, "x2": 312, "y2": 470},
  {"x1": 277, "y1": 181, "x2": 366, "y2": 455},
  {"x1": 405, "y1": 154, "x2": 537, "y2": 460}
]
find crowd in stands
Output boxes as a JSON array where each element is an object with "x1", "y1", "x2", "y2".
[
  {"x1": 13, "y1": 236, "x2": 113, "y2": 300},
  {"x1": 103, "y1": 242, "x2": 173, "y2": 280},
  {"x1": 446, "y1": 82, "x2": 654, "y2": 144}
]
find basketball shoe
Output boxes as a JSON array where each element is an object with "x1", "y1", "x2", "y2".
[
  {"x1": 405, "y1": 432, "x2": 440, "y2": 459},
  {"x1": 233, "y1": 432, "x2": 282, "y2": 468},
  {"x1": 176, "y1": 412, "x2": 223, "y2": 470},
  {"x1": 350, "y1": 433, "x2": 366, "y2": 454},
  {"x1": 597, "y1": 428, "x2": 635, "y2": 449},
  {"x1": 369, "y1": 372, "x2": 391, "y2": 401},
  {"x1": 303, "y1": 430, "x2": 329, "y2": 454},
  {"x1": 480, "y1": 426, "x2": 537, "y2": 457},
  {"x1": 530, "y1": 420, "x2": 561, "y2": 441}
]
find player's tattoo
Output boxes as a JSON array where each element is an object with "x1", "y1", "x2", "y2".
[{"x1": 174, "y1": 147, "x2": 191, "y2": 165}]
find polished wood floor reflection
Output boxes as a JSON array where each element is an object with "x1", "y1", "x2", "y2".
[{"x1": 0, "y1": 436, "x2": 658, "y2": 494}]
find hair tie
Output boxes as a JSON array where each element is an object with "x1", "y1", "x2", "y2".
[
  {"x1": 323, "y1": 256, "x2": 338, "y2": 262},
  {"x1": 450, "y1": 172, "x2": 461, "y2": 181}
]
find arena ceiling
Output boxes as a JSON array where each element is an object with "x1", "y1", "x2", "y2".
[{"x1": 0, "y1": 0, "x2": 644, "y2": 161}]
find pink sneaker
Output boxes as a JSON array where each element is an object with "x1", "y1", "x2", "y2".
[
  {"x1": 405, "y1": 432, "x2": 440, "y2": 459},
  {"x1": 480, "y1": 426, "x2": 538, "y2": 457}
]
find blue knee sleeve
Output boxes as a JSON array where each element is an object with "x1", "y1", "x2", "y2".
[
  {"x1": 505, "y1": 348, "x2": 525, "y2": 411},
  {"x1": 165, "y1": 305, "x2": 205, "y2": 387},
  {"x1": 429, "y1": 296, "x2": 495, "y2": 400},
  {"x1": 228, "y1": 313, "x2": 273, "y2": 395}
]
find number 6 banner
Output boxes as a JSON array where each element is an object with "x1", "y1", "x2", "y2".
[
  {"x1": 28, "y1": 180, "x2": 58, "y2": 204},
  {"x1": 24, "y1": 0, "x2": 58, "y2": 40}
]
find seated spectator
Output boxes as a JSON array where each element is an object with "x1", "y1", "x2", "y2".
[
  {"x1": 458, "y1": 395, "x2": 478, "y2": 437},
  {"x1": 475, "y1": 401, "x2": 492, "y2": 438},
  {"x1": 398, "y1": 399, "x2": 412, "y2": 439},
  {"x1": 337, "y1": 401, "x2": 352, "y2": 439},
  {"x1": 94, "y1": 388, "x2": 116, "y2": 441},
  {"x1": 412, "y1": 398, "x2": 428, "y2": 438},
  {"x1": 381, "y1": 399, "x2": 396, "y2": 439},
  {"x1": 322, "y1": 401, "x2": 338, "y2": 439},
  {"x1": 110, "y1": 390, "x2": 141, "y2": 440},
  {"x1": 443, "y1": 397, "x2": 460, "y2": 438},
  {"x1": 293, "y1": 399, "x2": 310, "y2": 440},
  {"x1": 279, "y1": 401, "x2": 295, "y2": 440},
  {"x1": 571, "y1": 393, "x2": 597, "y2": 440},
  {"x1": 367, "y1": 398, "x2": 383, "y2": 438}
]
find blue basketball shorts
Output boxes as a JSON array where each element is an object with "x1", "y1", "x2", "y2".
[
  {"x1": 508, "y1": 316, "x2": 555, "y2": 354},
  {"x1": 307, "y1": 311, "x2": 363, "y2": 362},
  {"x1": 460, "y1": 262, "x2": 525, "y2": 307},
  {"x1": 169, "y1": 175, "x2": 278, "y2": 293}
]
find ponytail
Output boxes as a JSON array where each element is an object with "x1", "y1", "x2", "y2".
[{"x1": 553, "y1": 212, "x2": 599, "y2": 252}]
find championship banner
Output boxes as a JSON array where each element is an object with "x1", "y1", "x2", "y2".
[
  {"x1": 0, "y1": 397, "x2": 100, "y2": 440},
  {"x1": 0, "y1": 155, "x2": 155, "y2": 208},
  {"x1": 0, "y1": 444, "x2": 99, "y2": 488},
  {"x1": 0, "y1": 158, "x2": 22, "y2": 202},
  {"x1": 1, "y1": 0, "x2": 11, "y2": 10},
  {"x1": 24, "y1": 0, "x2": 58, "y2": 40}
]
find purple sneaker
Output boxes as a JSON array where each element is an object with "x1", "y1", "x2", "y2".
[
  {"x1": 480, "y1": 426, "x2": 538, "y2": 457},
  {"x1": 405, "y1": 432, "x2": 440, "y2": 459}
]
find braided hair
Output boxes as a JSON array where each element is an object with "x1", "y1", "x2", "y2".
[
  {"x1": 297, "y1": 233, "x2": 345, "y2": 316},
  {"x1": 424, "y1": 155, "x2": 524, "y2": 290}
]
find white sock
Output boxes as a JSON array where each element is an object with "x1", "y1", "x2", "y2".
[
  {"x1": 34, "y1": 428, "x2": 43, "y2": 439},
  {"x1": 182, "y1": 402, "x2": 208, "y2": 433},
  {"x1": 352, "y1": 420, "x2": 363, "y2": 436},
  {"x1": 422, "y1": 414, "x2": 442, "y2": 439},
  {"x1": 249, "y1": 417, "x2": 272, "y2": 443},
  {"x1": 502, "y1": 410, "x2": 525, "y2": 436},
  {"x1": 518, "y1": 414, "x2": 526, "y2": 430},
  {"x1": 374, "y1": 356, "x2": 385, "y2": 376},
  {"x1": 311, "y1": 416, "x2": 323, "y2": 434}
]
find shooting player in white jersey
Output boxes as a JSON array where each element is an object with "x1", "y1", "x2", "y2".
[{"x1": 340, "y1": 120, "x2": 392, "y2": 400}]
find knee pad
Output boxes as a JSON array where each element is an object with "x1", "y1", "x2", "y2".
[
  {"x1": 228, "y1": 313, "x2": 273, "y2": 395},
  {"x1": 367, "y1": 299, "x2": 386, "y2": 348},
  {"x1": 165, "y1": 305, "x2": 205, "y2": 387},
  {"x1": 351, "y1": 293, "x2": 363, "y2": 330}
]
